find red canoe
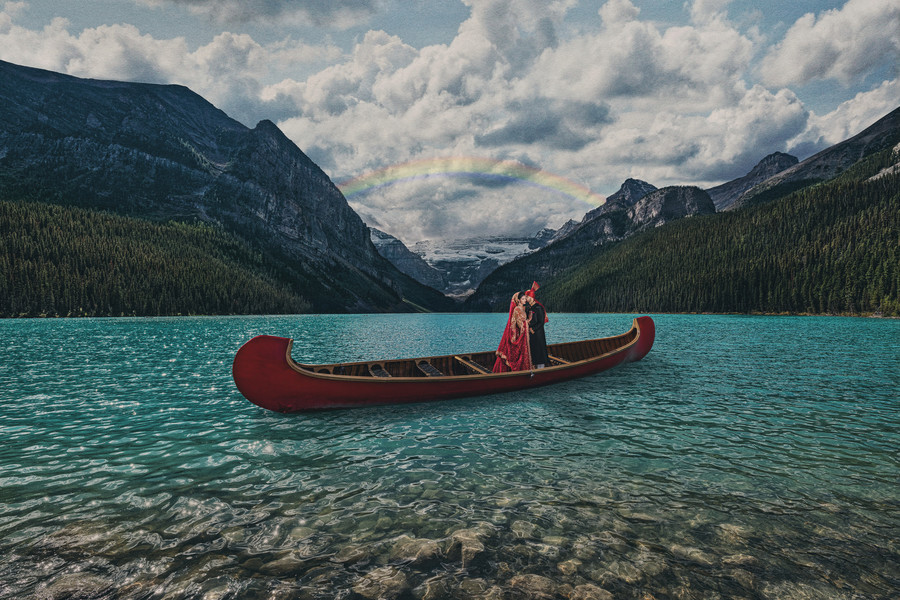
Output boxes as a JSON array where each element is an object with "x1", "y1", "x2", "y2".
[{"x1": 232, "y1": 316, "x2": 655, "y2": 412}]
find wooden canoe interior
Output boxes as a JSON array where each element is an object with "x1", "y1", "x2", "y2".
[{"x1": 296, "y1": 326, "x2": 638, "y2": 379}]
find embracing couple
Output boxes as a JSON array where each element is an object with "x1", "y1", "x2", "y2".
[{"x1": 492, "y1": 281, "x2": 549, "y2": 373}]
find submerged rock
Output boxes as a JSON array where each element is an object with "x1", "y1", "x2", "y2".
[
  {"x1": 570, "y1": 583, "x2": 614, "y2": 600},
  {"x1": 717, "y1": 523, "x2": 748, "y2": 544},
  {"x1": 260, "y1": 550, "x2": 307, "y2": 575},
  {"x1": 669, "y1": 544, "x2": 715, "y2": 567},
  {"x1": 352, "y1": 566, "x2": 409, "y2": 600},
  {"x1": 728, "y1": 567, "x2": 757, "y2": 590},
  {"x1": 288, "y1": 526, "x2": 316, "y2": 541},
  {"x1": 618, "y1": 509, "x2": 661, "y2": 524},
  {"x1": 39, "y1": 573, "x2": 114, "y2": 600},
  {"x1": 511, "y1": 520, "x2": 538, "y2": 539},
  {"x1": 509, "y1": 574, "x2": 557, "y2": 599},
  {"x1": 591, "y1": 559, "x2": 642, "y2": 585},
  {"x1": 557, "y1": 558, "x2": 582, "y2": 576},
  {"x1": 389, "y1": 534, "x2": 442, "y2": 566},
  {"x1": 333, "y1": 543, "x2": 369, "y2": 565},
  {"x1": 415, "y1": 575, "x2": 450, "y2": 600},
  {"x1": 446, "y1": 524, "x2": 493, "y2": 568},
  {"x1": 722, "y1": 553, "x2": 758, "y2": 568},
  {"x1": 459, "y1": 577, "x2": 490, "y2": 595},
  {"x1": 633, "y1": 547, "x2": 668, "y2": 577}
]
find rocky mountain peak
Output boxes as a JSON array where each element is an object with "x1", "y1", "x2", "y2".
[
  {"x1": 609, "y1": 178, "x2": 658, "y2": 206},
  {"x1": 628, "y1": 186, "x2": 715, "y2": 227},
  {"x1": 706, "y1": 152, "x2": 798, "y2": 211},
  {"x1": 733, "y1": 106, "x2": 900, "y2": 209},
  {"x1": 582, "y1": 178, "x2": 657, "y2": 223},
  {"x1": 751, "y1": 152, "x2": 799, "y2": 176}
]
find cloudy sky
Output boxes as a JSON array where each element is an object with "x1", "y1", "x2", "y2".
[{"x1": 2, "y1": 0, "x2": 898, "y2": 242}]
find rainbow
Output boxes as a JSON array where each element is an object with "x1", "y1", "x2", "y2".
[{"x1": 337, "y1": 157, "x2": 606, "y2": 207}]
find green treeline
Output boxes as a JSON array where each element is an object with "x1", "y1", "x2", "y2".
[
  {"x1": 0, "y1": 199, "x2": 312, "y2": 317},
  {"x1": 542, "y1": 169, "x2": 900, "y2": 316}
]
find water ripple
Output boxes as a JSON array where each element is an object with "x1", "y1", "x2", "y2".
[{"x1": 1, "y1": 314, "x2": 898, "y2": 599}]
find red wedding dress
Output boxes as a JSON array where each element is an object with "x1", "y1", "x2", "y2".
[{"x1": 493, "y1": 295, "x2": 533, "y2": 372}]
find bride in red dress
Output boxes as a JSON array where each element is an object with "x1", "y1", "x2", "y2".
[{"x1": 493, "y1": 292, "x2": 533, "y2": 372}]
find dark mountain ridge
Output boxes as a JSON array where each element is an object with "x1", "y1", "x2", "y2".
[
  {"x1": 0, "y1": 59, "x2": 451, "y2": 313},
  {"x1": 707, "y1": 152, "x2": 798, "y2": 211},
  {"x1": 468, "y1": 106, "x2": 900, "y2": 316},
  {"x1": 734, "y1": 106, "x2": 900, "y2": 208}
]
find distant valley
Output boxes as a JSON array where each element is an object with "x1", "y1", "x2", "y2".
[{"x1": 370, "y1": 155, "x2": 797, "y2": 299}]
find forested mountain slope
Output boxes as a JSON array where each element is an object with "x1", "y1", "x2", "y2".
[
  {"x1": 0, "y1": 59, "x2": 452, "y2": 314},
  {"x1": 470, "y1": 145, "x2": 900, "y2": 316}
]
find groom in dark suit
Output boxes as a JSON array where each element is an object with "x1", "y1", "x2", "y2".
[{"x1": 523, "y1": 282, "x2": 549, "y2": 368}]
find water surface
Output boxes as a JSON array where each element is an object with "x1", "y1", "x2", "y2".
[{"x1": 1, "y1": 314, "x2": 898, "y2": 599}]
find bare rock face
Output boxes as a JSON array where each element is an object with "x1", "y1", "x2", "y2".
[
  {"x1": 585, "y1": 178, "x2": 658, "y2": 220},
  {"x1": 549, "y1": 178, "x2": 657, "y2": 245},
  {"x1": 706, "y1": 152, "x2": 799, "y2": 211},
  {"x1": 0, "y1": 59, "x2": 449, "y2": 312},
  {"x1": 568, "y1": 185, "x2": 714, "y2": 250},
  {"x1": 627, "y1": 186, "x2": 716, "y2": 228}
]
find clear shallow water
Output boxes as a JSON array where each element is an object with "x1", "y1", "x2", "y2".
[{"x1": 1, "y1": 314, "x2": 897, "y2": 600}]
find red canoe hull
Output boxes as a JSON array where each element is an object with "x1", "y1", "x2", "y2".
[{"x1": 233, "y1": 316, "x2": 655, "y2": 412}]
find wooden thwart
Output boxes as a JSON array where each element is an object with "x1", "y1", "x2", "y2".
[
  {"x1": 454, "y1": 355, "x2": 490, "y2": 375},
  {"x1": 548, "y1": 354, "x2": 571, "y2": 365}
]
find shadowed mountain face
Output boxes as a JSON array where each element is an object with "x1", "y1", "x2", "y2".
[
  {"x1": 370, "y1": 228, "x2": 447, "y2": 292},
  {"x1": 0, "y1": 60, "x2": 451, "y2": 312}
]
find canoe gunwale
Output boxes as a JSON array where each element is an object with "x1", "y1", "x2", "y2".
[{"x1": 280, "y1": 317, "x2": 645, "y2": 383}]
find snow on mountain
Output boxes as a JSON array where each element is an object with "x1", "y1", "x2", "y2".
[{"x1": 411, "y1": 236, "x2": 541, "y2": 298}]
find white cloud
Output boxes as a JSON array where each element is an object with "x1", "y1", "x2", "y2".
[
  {"x1": 0, "y1": 7, "x2": 341, "y2": 125},
  {"x1": 760, "y1": 0, "x2": 900, "y2": 86},
  {"x1": 2, "y1": 0, "x2": 897, "y2": 241},
  {"x1": 348, "y1": 176, "x2": 586, "y2": 243},
  {"x1": 689, "y1": 0, "x2": 732, "y2": 25},
  {"x1": 788, "y1": 78, "x2": 900, "y2": 156},
  {"x1": 599, "y1": 0, "x2": 640, "y2": 25},
  {"x1": 136, "y1": 0, "x2": 382, "y2": 29}
]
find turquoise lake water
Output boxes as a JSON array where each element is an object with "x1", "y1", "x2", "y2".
[{"x1": 1, "y1": 313, "x2": 898, "y2": 599}]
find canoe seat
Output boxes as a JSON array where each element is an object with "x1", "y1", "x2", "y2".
[
  {"x1": 549, "y1": 355, "x2": 571, "y2": 365},
  {"x1": 369, "y1": 364, "x2": 391, "y2": 378},
  {"x1": 455, "y1": 355, "x2": 490, "y2": 375},
  {"x1": 417, "y1": 361, "x2": 443, "y2": 377}
]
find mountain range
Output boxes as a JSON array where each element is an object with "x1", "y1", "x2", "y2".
[
  {"x1": 376, "y1": 105, "x2": 899, "y2": 305},
  {"x1": 466, "y1": 184, "x2": 718, "y2": 309},
  {"x1": 1, "y1": 58, "x2": 897, "y2": 317},
  {"x1": 732, "y1": 107, "x2": 900, "y2": 209},
  {"x1": 0, "y1": 59, "x2": 452, "y2": 314},
  {"x1": 468, "y1": 107, "x2": 899, "y2": 314},
  {"x1": 372, "y1": 159, "x2": 779, "y2": 294}
]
